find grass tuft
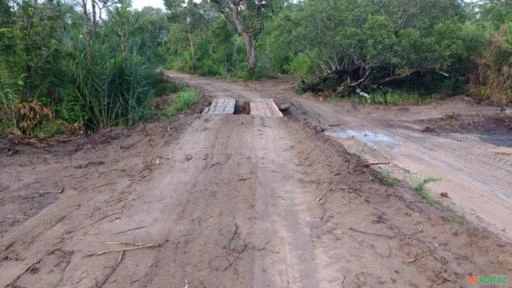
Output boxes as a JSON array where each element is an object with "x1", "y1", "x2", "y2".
[
  {"x1": 411, "y1": 176, "x2": 442, "y2": 206},
  {"x1": 355, "y1": 91, "x2": 441, "y2": 106},
  {"x1": 378, "y1": 169, "x2": 398, "y2": 187},
  {"x1": 164, "y1": 89, "x2": 200, "y2": 118},
  {"x1": 450, "y1": 215, "x2": 469, "y2": 226}
]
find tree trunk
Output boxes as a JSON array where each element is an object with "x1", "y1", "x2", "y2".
[
  {"x1": 22, "y1": 1, "x2": 36, "y2": 100},
  {"x1": 243, "y1": 33, "x2": 256, "y2": 72},
  {"x1": 188, "y1": 34, "x2": 196, "y2": 72},
  {"x1": 119, "y1": 30, "x2": 126, "y2": 55},
  {"x1": 80, "y1": 0, "x2": 92, "y2": 62},
  {"x1": 91, "y1": 0, "x2": 97, "y2": 39},
  {"x1": 230, "y1": 2, "x2": 257, "y2": 72}
]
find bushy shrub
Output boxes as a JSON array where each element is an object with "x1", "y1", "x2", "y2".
[
  {"x1": 70, "y1": 46, "x2": 154, "y2": 130},
  {"x1": 474, "y1": 24, "x2": 512, "y2": 104},
  {"x1": 288, "y1": 53, "x2": 316, "y2": 82}
]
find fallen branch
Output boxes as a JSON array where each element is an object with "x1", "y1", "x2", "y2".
[
  {"x1": 254, "y1": 241, "x2": 280, "y2": 254},
  {"x1": 361, "y1": 162, "x2": 390, "y2": 168},
  {"x1": 208, "y1": 223, "x2": 253, "y2": 272},
  {"x1": 120, "y1": 142, "x2": 137, "y2": 150},
  {"x1": 114, "y1": 225, "x2": 149, "y2": 235},
  {"x1": 315, "y1": 191, "x2": 329, "y2": 203},
  {"x1": 74, "y1": 161, "x2": 105, "y2": 169},
  {"x1": 55, "y1": 136, "x2": 82, "y2": 143},
  {"x1": 86, "y1": 241, "x2": 166, "y2": 257},
  {"x1": 223, "y1": 241, "x2": 248, "y2": 272},
  {"x1": 89, "y1": 211, "x2": 119, "y2": 226},
  {"x1": 348, "y1": 227, "x2": 396, "y2": 239},
  {"x1": 226, "y1": 223, "x2": 240, "y2": 251},
  {"x1": 349, "y1": 69, "x2": 372, "y2": 87},
  {"x1": 410, "y1": 228, "x2": 424, "y2": 236},
  {"x1": 96, "y1": 251, "x2": 125, "y2": 288}
]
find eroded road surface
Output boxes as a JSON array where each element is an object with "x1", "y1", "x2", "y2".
[{"x1": 1, "y1": 71, "x2": 511, "y2": 288}]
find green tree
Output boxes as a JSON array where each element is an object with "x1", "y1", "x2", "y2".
[
  {"x1": 480, "y1": 0, "x2": 512, "y2": 30},
  {"x1": 210, "y1": 0, "x2": 268, "y2": 72},
  {"x1": 165, "y1": 0, "x2": 240, "y2": 75},
  {"x1": 470, "y1": 0, "x2": 512, "y2": 104},
  {"x1": 269, "y1": 0, "x2": 478, "y2": 94}
]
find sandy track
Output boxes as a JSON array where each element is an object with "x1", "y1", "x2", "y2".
[
  {"x1": 283, "y1": 95, "x2": 512, "y2": 241},
  {"x1": 171, "y1": 71, "x2": 512, "y2": 240},
  {"x1": 0, "y1": 72, "x2": 511, "y2": 287}
]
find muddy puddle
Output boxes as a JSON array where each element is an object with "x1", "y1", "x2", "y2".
[
  {"x1": 479, "y1": 134, "x2": 512, "y2": 147},
  {"x1": 440, "y1": 132, "x2": 512, "y2": 147},
  {"x1": 325, "y1": 129, "x2": 403, "y2": 148}
]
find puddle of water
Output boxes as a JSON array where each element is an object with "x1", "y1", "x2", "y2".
[
  {"x1": 325, "y1": 129, "x2": 402, "y2": 148},
  {"x1": 479, "y1": 134, "x2": 512, "y2": 147},
  {"x1": 449, "y1": 133, "x2": 512, "y2": 147}
]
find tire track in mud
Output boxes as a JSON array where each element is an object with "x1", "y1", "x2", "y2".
[
  {"x1": 127, "y1": 116, "x2": 261, "y2": 288},
  {"x1": 249, "y1": 116, "x2": 322, "y2": 288}
]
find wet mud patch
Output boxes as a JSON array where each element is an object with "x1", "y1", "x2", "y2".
[
  {"x1": 416, "y1": 114, "x2": 512, "y2": 146},
  {"x1": 325, "y1": 129, "x2": 403, "y2": 148},
  {"x1": 417, "y1": 113, "x2": 512, "y2": 134}
]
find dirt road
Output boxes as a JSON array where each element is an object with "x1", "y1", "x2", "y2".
[
  {"x1": 1, "y1": 72, "x2": 511, "y2": 287},
  {"x1": 171, "y1": 71, "x2": 512, "y2": 240},
  {"x1": 272, "y1": 90, "x2": 512, "y2": 242}
]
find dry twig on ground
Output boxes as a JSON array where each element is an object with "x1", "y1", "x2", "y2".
[
  {"x1": 96, "y1": 251, "x2": 125, "y2": 288},
  {"x1": 86, "y1": 241, "x2": 166, "y2": 257}
]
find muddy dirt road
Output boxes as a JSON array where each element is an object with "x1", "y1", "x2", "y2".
[
  {"x1": 1, "y1": 72, "x2": 511, "y2": 287},
  {"x1": 285, "y1": 95, "x2": 512, "y2": 242},
  {"x1": 171, "y1": 71, "x2": 512, "y2": 240}
]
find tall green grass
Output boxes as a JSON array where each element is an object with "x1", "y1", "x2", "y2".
[
  {"x1": 70, "y1": 45, "x2": 154, "y2": 130},
  {"x1": 164, "y1": 89, "x2": 200, "y2": 118},
  {"x1": 355, "y1": 90, "x2": 441, "y2": 105},
  {"x1": 0, "y1": 57, "x2": 17, "y2": 132}
]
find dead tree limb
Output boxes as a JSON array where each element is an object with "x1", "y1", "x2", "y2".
[
  {"x1": 348, "y1": 227, "x2": 396, "y2": 239},
  {"x1": 96, "y1": 251, "x2": 125, "y2": 288}
]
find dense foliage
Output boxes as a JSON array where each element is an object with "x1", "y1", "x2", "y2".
[
  {"x1": 165, "y1": 0, "x2": 512, "y2": 102},
  {"x1": 268, "y1": 0, "x2": 480, "y2": 94},
  {"x1": 0, "y1": 0, "x2": 169, "y2": 134},
  {"x1": 1, "y1": 0, "x2": 512, "y2": 136}
]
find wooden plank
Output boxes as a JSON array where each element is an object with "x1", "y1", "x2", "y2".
[
  {"x1": 205, "y1": 98, "x2": 236, "y2": 115},
  {"x1": 250, "y1": 99, "x2": 283, "y2": 117}
]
